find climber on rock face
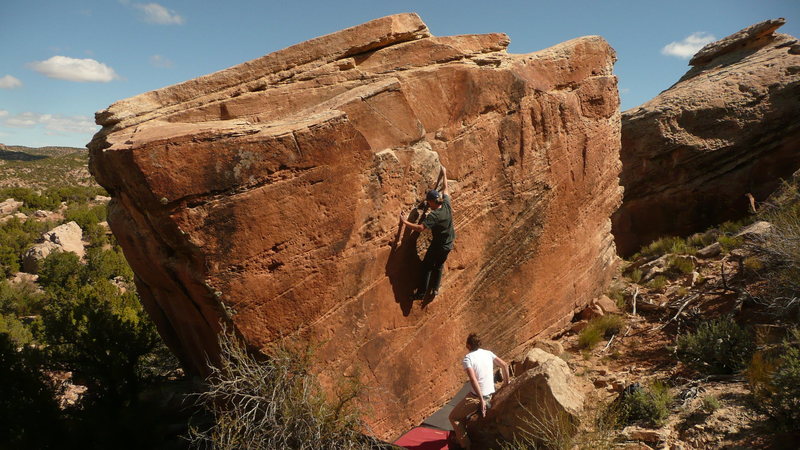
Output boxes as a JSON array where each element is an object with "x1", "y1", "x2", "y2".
[{"x1": 398, "y1": 164, "x2": 455, "y2": 300}]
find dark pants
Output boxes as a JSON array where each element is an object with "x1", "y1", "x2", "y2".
[{"x1": 419, "y1": 246, "x2": 451, "y2": 294}]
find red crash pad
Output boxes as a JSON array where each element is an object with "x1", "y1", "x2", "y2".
[{"x1": 393, "y1": 426, "x2": 452, "y2": 450}]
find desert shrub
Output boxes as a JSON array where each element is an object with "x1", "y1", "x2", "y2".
[
  {"x1": 0, "y1": 333, "x2": 63, "y2": 449},
  {"x1": 0, "y1": 313, "x2": 34, "y2": 346},
  {"x1": 187, "y1": 330, "x2": 371, "y2": 450},
  {"x1": 0, "y1": 278, "x2": 47, "y2": 317},
  {"x1": 607, "y1": 287, "x2": 626, "y2": 310},
  {"x1": 750, "y1": 177, "x2": 800, "y2": 306},
  {"x1": 65, "y1": 202, "x2": 107, "y2": 230},
  {"x1": 628, "y1": 268, "x2": 643, "y2": 284},
  {"x1": 635, "y1": 236, "x2": 695, "y2": 260},
  {"x1": 0, "y1": 217, "x2": 55, "y2": 277},
  {"x1": 747, "y1": 331, "x2": 800, "y2": 431},
  {"x1": 718, "y1": 218, "x2": 754, "y2": 235},
  {"x1": 37, "y1": 250, "x2": 84, "y2": 294},
  {"x1": 677, "y1": 316, "x2": 755, "y2": 374},
  {"x1": 700, "y1": 395, "x2": 721, "y2": 413},
  {"x1": 85, "y1": 246, "x2": 134, "y2": 283},
  {"x1": 612, "y1": 381, "x2": 672, "y2": 428},
  {"x1": 646, "y1": 275, "x2": 667, "y2": 291},
  {"x1": 669, "y1": 256, "x2": 695, "y2": 275},
  {"x1": 0, "y1": 187, "x2": 60, "y2": 211},
  {"x1": 687, "y1": 231, "x2": 717, "y2": 248},
  {"x1": 45, "y1": 185, "x2": 106, "y2": 205},
  {"x1": 717, "y1": 235, "x2": 743, "y2": 252},
  {"x1": 38, "y1": 283, "x2": 168, "y2": 407},
  {"x1": 496, "y1": 404, "x2": 579, "y2": 450},
  {"x1": 578, "y1": 315, "x2": 624, "y2": 350}
]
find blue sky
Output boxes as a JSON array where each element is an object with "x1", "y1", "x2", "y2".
[{"x1": 1, "y1": 0, "x2": 798, "y2": 148}]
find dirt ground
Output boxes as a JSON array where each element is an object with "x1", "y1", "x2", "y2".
[{"x1": 546, "y1": 243, "x2": 800, "y2": 449}]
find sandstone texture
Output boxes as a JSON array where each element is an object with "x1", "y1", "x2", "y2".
[
  {"x1": 22, "y1": 221, "x2": 84, "y2": 273},
  {"x1": 88, "y1": 14, "x2": 621, "y2": 438},
  {"x1": 613, "y1": 18, "x2": 800, "y2": 256}
]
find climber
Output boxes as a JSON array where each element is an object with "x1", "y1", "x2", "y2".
[
  {"x1": 398, "y1": 164, "x2": 455, "y2": 300},
  {"x1": 448, "y1": 333, "x2": 510, "y2": 449}
]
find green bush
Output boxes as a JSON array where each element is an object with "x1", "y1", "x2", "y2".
[
  {"x1": 0, "y1": 333, "x2": 63, "y2": 449},
  {"x1": 635, "y1": 236, "x2": 696, "y2": 260},
  {"x1": 578, "y1": 315, "x2": 624, "y2": 350},
  {"x1": 0, "y1": 278, "x2": 47, "y2": 317},
  {"x1": 0, "y1": 314, "x2": 34, "y2": 346},
  {"x1": 85, "y1": 247, "x2": 134, "y2": 283},
  {"x1": 747, "y1": 331, "x2": 800, "y2": 431},
  {"x1": 38, "y1": 284, "x2": 167, "y2": 407},
  {"x1": 0, "y1": 187, "x2": 60, "y2": 211},
  {"x1": 753, "y1": 177, "x2": 800, "y2": 305},
  {"x1": 717, "y1": 235, "x2": 743, "y2": 252},
  {"x1": 0, "y1": 217, "x2": 55, "y2": 277},
  {"x1": 612, "y1": 381, "x2": 672, "y2": 428},
  {"x1": 677, "y1": 316, "x2": 755, "y2": 374},
  {"x1": 37, "y1": 251, "x2": 84, "y2": 295},
  {"x1": 701, "y1": 395, "x2": 721, "y2": 413},
  {"x1": 65, "y1": 202, "x2": 107, "y2": 230},
  {"x1": 669, "y1": 256, "x2": 695, "y2": 275},
  {"x1": 646, "y1": 275, "x2": 668, "y2": 291}
]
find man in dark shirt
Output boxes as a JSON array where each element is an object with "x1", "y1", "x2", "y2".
[{"x1": 398, "y1": 165, "x2": 455, "y2": 300}]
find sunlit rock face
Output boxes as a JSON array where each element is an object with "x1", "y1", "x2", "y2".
[
  {"x1": 89, "y1": 13, "x2": 621, "y2": 438},
  {"x1": 613, "y1": 18, "x2": 800, "y2": 256}
]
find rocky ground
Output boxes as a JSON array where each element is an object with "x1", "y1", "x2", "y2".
[{"x1": 544, "y1": 218, "x2": 800, "y2": 449}]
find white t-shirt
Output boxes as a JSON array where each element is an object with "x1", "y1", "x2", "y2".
[{"x1": 462, "y1": 348, "x2": 497, "y2": 396}]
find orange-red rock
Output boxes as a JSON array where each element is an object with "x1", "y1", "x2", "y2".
[
  {"x1": 613, "y1": 19, "x2": 800, "y2": 256},
  {"x1": 88, "y1": 13, "x2": 621, "y2": 439}
]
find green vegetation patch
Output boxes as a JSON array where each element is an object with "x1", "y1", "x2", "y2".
[
  {"x1": 677, "y1": 316, "x2": 755, "y2": 374},
  {"x1": 578, "y1": 315, "x2": 624, "y2": 350}
]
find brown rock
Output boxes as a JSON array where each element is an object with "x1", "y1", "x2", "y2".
[
  {"x1": 594, "y1": 294, "x2": 620, "y2": 314},
  {"x1": 468, "y1": 349, "x2": 584, "y2": 447},
  {"x1": 697, "y1": 242, "x2": 722, "y2": 259},
  {"x1": 88, "y1": 14, "x2": 621, "y2": 438},
  {"x1": 578, "y1": 303, "x2": 605, "y2": 321},
  {"x1": 22, "y1": 221, "x2": 85, "y2": 273},
  {"x1": 613, "y1": 19, "x2": 800, "y2": 256},
  {"x1": 0, "y1": 198, "x2": 22, "y2": 216},
  {"x1": 533, "y1": 340, "x2": 564, "y2": 357},
  {"x1": 570, "y1": 320, "x2": 591, "y2": 334}
]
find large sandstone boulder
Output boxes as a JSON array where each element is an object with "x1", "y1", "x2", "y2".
[
  {"x1": 22, "y1": 221, "x2": 85, "y2": 273},
  {"x1": 468, "y1": 348, "x2": 585, "y2": 448},
  {"x1": 88, "y1": 14, "x2": 621, "y2": 438},
  {"x1": 613, "y1": 18, "x2": 800, "y2": 256}
]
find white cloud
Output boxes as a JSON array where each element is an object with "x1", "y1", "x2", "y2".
[
  {"x1": 0, "y1": 75, "x2": 22, "y2": 89},
  {"x1": 28, "y1": 56, "x2": 119, "y2": 83},
  {"x1": 149, "y1": 54, "x2": 175, "y2": 68},
  {"x1": 1, "y1": 112, "x2": 98, "y2": 135},
  {"x1": 134, "y1": 3, "x2": 184, "y2": 25},
  {"x1": 619, "y1": 87, "x2": 630, "y2": 94},
  {"x1": 662, "y1": 32, "x2": 716, "y2": 59}
]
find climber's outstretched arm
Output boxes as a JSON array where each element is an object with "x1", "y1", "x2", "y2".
[
  {"x1": 399, "y1": 211, "x2": 425, "y2": 232},
  {"x1": 438, "y1": 165, "x2": 448, "y2": 197}
]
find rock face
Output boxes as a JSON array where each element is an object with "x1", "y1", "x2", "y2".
[
  {"x1": 23, "y1": 221, "x2": 84, "y2": 273},
  {"x1": 613, "y1": 18, "x2": 800, "y2": 256},
  {"x1": 88, "y1": 14, "x2": 621, "y2": 438}
]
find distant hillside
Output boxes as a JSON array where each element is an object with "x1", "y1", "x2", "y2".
[{"x1": 0, "y1": 143, "x2": 97, "y2": 189}]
